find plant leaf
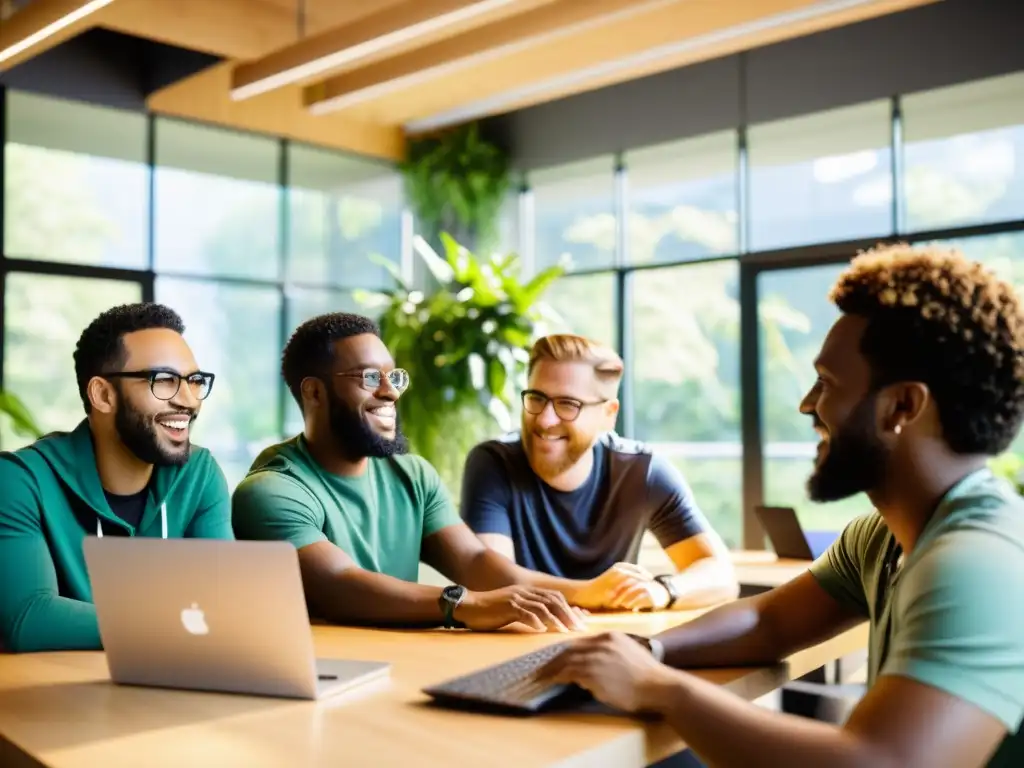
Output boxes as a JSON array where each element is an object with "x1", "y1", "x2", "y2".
[
  {"x1": 413, "y1": 235, "x2": 455, "y2": 284},
  {"x1": 0, "y1": 391, "x2": 43, "y2": 439}
]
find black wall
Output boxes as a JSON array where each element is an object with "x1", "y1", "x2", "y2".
[
  {"x1": 0, "y1": 28, "x2": 220, "y2": 111},
  {"x1": 487, "y1": 0, "x2": 1024, "y2": 169}
]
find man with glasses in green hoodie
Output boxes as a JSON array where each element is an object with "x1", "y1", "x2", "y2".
[{"x1": 0, "y1": 303, "x2": 233, "y2": 653}]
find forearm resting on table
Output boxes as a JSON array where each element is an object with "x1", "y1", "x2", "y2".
[
  {"x1": 656, "y1": 595, "x2": 782, "y2": 668},
  {"x1": 647, "y1": 669, "x2": 883, "y2": 768},
  {"x1": 306, "y1": 566, "x2": 446, "y2": 627},
  {"x1": 1, "y1": 595, "x2": 101, "y2": 653}
]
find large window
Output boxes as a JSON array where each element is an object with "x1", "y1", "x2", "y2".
[
  {"x1": 4, "y1": 92, "x2": 148, "y2": 268},
  {"x1": 155, "y1": 278, "x2": 282, "y2": 488},
  {"x1": 757, "y1": 263, "x2": 868, "y2": 532},
  {"x1": 902, "y1": 72, "x2": 1024, "y2": 231},
  {"x1": 154, "y1": 119, "x2": 281, "y2": 281},
  {"x1": 532, "y1": 156, "x2": 617, "y2": 272},
  {"x1": 1, "y1": 273, "x2": 143, "y2": 449},
  {"x1": 626, "y1": 131, "x2": 738, "y2": 264},
  {"x1": 287, "y1": 142, "x2": 403, "y2": 289},
  {"x1": 632, "y1": 260, "x2": 743, "y2": 547},
  {"x1": 0, "y1": 90, "x2": 408, "y2": 489},
  {"x1": 749, "y1": 100, "x2": 893, "y2": 252},
  {"x1": 540, "y1": 273, "x2": 617, "y2": 346}
]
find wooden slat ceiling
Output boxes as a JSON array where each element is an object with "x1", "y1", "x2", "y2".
[{"x1": 1, "y1": 0, "x2": 940, "y2": 160}]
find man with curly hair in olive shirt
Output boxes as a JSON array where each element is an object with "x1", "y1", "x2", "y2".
[{"x1": 540, "y1": 243, "x2": 1024, "y2": 768}]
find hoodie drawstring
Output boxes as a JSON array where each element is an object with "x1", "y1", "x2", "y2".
[{"x1": 97, "y1": 502, "x2": 167, "y2": 539}]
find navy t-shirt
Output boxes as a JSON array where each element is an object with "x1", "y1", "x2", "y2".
[{"x1": 460, "y1": 431, "x2": 711, "y2": 579}]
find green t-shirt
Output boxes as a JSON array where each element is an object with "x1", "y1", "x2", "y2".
[
  {"x1": 810, "y1": 468, "x2": 1024, "y2": 767},
  {"x1": 231, "y1": 436, "x2": 460, "y2": 583}
]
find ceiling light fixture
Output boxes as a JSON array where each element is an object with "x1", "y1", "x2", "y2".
[
  {"x1": 0, "y1": 0, "x2": 114, "y2": 65},
  {"x1": 230, "y1": 0, "x2": 523, "y2": 102},
  {"x1": 402, "y1": 0, "x2": 887, "y2": 134}
]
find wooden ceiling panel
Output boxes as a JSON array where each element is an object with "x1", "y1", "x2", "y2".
[
  {"x1": 334, "y1": 0, "x2": 812, "y2": 124},
  {"x1": 0, "y1": 0, "x2": 109, "y2": 71},
  {"x1": 334, "y1": 0, "x2": 937, "y2": 127},
  {"x1": 462, "y1": 0, "x2": 939, "y2": 128},
  {"x1": 301, "y1": 0, "x2": 670, "y2": 115},
  {"x1": 231, "y1": 0, "x2": 558, "y2": 101},
  {"x1": 146, "y1": 60, "x2": 405, "y2": 159},
  {"x1": 99, "y1": 0, "x2": 409, "y2": 61},
  {"x1": 0, "y1": 0, "x2": 939, "y2": 161}
]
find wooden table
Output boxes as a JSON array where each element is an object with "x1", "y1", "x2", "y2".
[
  {"x1": 0, "y1": 611, "x2": 867, "y2": 768},
  {"x1": 730, "y1": 550, "x2": 814, "y2": 590}
]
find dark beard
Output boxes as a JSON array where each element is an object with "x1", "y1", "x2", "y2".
[
  {"x1": 807, "y1": 392, "x2": 889, "y2": 503},
  {"x1": 327, "y1": 393, "x2": 408, "y2": 460},
  {"x1": 114, "y1": 392, "x2": 191, "y2": 468}
]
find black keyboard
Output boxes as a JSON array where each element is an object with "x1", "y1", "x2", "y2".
[{"x1": 422, "y1": 641, "x2": 593, "y2": 714}]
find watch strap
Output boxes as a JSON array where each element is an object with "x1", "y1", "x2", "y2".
[{"x1": 653, "y1": 573, "x2": 679, "y2": 609}]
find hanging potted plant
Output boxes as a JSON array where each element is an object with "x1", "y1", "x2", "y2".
[{"x1": 400, "y1": 122, "x2": 511, "y2": 254}]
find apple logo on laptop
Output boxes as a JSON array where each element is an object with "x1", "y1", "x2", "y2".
[{"x1": 180, "y1": 603, "x2": 209, "y2": 636}]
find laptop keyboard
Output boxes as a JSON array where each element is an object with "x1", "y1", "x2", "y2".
[{"x1": 423, "y1": 641, "x2": 579, "y2": 711}]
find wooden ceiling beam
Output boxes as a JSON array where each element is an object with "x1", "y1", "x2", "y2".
[
  {"x1": 443, "y1": 0, "x2": 939, "y2": 130},
  {"x1": 335, "y1": 0, "x2": 938, "y2": 127},
  {"x1": 99, "y1": 0, "x2": 414, "y2": 61},
  {"x1": 302, "y1": 0, "x2": 676, "y2": 115},
  {"x1": 229, "y1": 0, "x2": 558, "y2": 101},
  {"x1": 0, "y1": 0, "x2": 112, "y2": 72},
  {"x1": 147, "y1": 61, "x2": 405, "y2": 161},
  {"x1": 98, "y1": 0, "x2": 299, "y2": 60}
]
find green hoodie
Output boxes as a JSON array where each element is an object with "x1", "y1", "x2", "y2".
[{"x1": 0, "y1": 419, "x2": 233, "y2": 653}]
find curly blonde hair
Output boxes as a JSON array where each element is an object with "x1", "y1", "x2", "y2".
[{"x1": 830, "y1": 242, "x2": 1024, "y2": 454}]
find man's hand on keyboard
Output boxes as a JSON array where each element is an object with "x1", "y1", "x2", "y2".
[
  {"x1": 538, "y1": 631, "x2": 677, "y2": 713},
  {"x1": 453, "y1": 586, "x2": 586, "y2": 633},
  {"x1": 569, "y1": 563, "x2": 659, "y2": 611}
]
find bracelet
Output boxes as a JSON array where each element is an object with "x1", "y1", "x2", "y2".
[{"x1": 653, "y1": 574, "x2": 679, "y2": 609}]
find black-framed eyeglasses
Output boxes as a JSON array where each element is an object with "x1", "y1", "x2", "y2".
[
  {"x1": 337, "y1": 368, "x2": 410, "y2": 393},
  {"x1": 102, "y1": 370, "x2": 215, "y2": 401},
  {"x1": 521, "y1": 389, "x2": 607, "y2": 423}
]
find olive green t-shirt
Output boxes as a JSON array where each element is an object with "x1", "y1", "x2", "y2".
[
  {"x1": 231, "y1": 436, "x2": 460, "y2": 583},
  {"x1": 810, "y1": 469, "x2": 1024, "y2": 768}
]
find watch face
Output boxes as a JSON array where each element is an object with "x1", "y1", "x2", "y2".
[{"x1": 442, "y1": 585, "x2": 466, "y2": 604}]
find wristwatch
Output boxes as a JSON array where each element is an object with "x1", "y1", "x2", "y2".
[
  {"x1": 438, "y1": 585, "x2": 467, "y2": 629},
  {"x1": 627, "y1": 633, "x2": 666, "y2": 663},
  {"x1": 653, "y1": 573, "x2": 679, "y2": 609}
]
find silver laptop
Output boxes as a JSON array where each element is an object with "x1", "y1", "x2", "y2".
[{"x1": 83, "y1": 536, "x2": 390, "y2": 700}]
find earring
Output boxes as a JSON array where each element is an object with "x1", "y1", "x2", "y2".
[{"x1": 894, "y1": 424, "x2": 902, "y2": 435}]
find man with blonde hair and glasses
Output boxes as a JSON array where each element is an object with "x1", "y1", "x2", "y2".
[{"x1": 461, "y1": 334, "x2": 738, "y2": 613}]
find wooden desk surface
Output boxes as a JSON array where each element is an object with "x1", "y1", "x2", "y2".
[
  {"x1": 0, "y1": 612, "x2": 867, "y2": 768},
  {"x1": 731, "y1": 550, "x2": 814, "y2": 588}
]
